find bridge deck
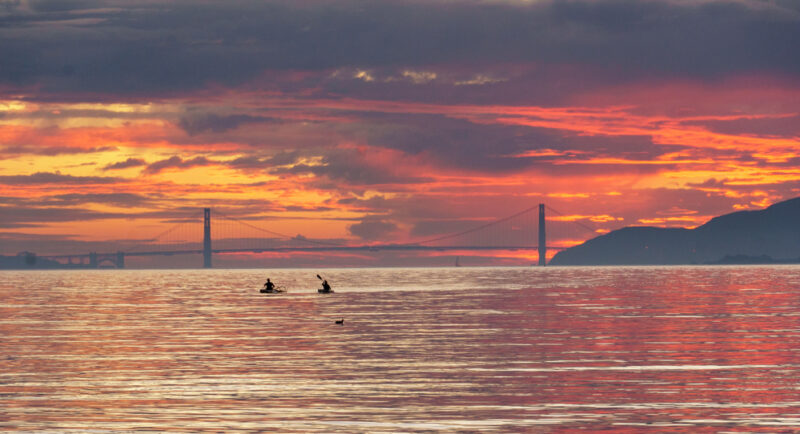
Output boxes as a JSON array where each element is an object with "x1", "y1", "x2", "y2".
[{"x1": 40, "y1": 244, "x2": 568, "y2": 259}]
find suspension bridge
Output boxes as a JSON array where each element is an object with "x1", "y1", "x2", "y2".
[{"x1": 35, "y1": 203, "x2": 596, "y2": 268}]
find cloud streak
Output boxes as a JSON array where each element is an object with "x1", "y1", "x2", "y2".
[
  {"x1": 103, "y1": 157, "x2": 146, "y2": 171},
  {"x1": 0, "y1": 172, "x2": 124, "y2": 185},
  {"x1": 144, "y1": 156, "x2": 214, "y2": 174},
  {"x1": 0, "y1": 0, "x2": 798, "y2": 99}
]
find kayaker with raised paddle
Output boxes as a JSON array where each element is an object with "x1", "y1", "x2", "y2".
[{"x1": 317, "y1": 274, "x2": 333, "y2": 293}]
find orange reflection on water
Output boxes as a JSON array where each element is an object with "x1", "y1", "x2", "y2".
[{"x1": 1, "y1": 266, "x2": 800, "y2": 431}]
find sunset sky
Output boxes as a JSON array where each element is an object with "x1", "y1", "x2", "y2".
[{"x1": 1, "y1": 0, "x2": 799, "y2": 266}]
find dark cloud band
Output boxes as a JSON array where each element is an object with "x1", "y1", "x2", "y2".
[{"x1": 1, "y1": 0, "x2": 798, "y2": 99}]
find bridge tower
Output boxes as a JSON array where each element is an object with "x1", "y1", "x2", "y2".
[
  {"x1": 538, "y1": 203, "x2": 546, "y2": 266},
  {"x1": 203, "y1": 208, "x2": 212, "y2": 268}
]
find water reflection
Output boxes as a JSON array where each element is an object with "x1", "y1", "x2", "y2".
[{"x1": 2, "y1": 266, "x2": 800, "y2": 431}]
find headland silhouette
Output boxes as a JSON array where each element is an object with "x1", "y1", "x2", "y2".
[{"x1": 550, "y1": 197, "x2": 800, "y2": 265}]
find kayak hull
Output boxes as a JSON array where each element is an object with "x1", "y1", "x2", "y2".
[
  {"x1": 260, "y1": 289, "x2": 284, "y2": 294},
  {"x1": 318, "y1": 289, "x2": 334, "y2": 294}
]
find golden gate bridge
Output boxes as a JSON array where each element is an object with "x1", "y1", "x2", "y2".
[{"x1": 36, "y1": 204, "x2": 596, "y2": 268}]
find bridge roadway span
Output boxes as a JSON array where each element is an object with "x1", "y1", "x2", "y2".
[{"x1": 43, "y1": 244, "x2": 566, "y2": 260}]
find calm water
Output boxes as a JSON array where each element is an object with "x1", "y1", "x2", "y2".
[{"x1": 2, "y1": 266, "x2": 800, "y2": 432}]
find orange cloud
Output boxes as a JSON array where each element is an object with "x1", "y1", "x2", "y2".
[{"x1": 2, "y1": 75, "x2": 800, "y2": 264}]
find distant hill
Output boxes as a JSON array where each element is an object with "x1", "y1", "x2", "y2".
[{"x1": 549, "y1": 197, "x2": 800, "y2": 265}]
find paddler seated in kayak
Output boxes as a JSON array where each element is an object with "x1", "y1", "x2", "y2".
[
  {"x1": 320, "y1": 279, "x2": 332, "y2": 293},
  {"x1": 263, "y1": 278, "x2": 276, "y2": 292}
]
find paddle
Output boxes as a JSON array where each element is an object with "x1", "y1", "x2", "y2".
[{"x1": 317, "y1": 274, "x2": 333, "y2": 293}]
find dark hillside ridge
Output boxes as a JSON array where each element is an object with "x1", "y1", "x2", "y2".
[{"x1": 549, "y1": 197, "x2": 800, "y2": 265}]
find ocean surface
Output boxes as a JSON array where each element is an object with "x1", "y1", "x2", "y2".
[{"x1": 2, "y1": 266, "x2": 800, "y2": 432}]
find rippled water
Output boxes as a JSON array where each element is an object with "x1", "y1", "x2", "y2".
[{"x1": 2, "y1": 266, "x2": 800, "y2": 431}]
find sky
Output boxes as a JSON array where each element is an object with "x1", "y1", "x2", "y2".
[{"x1": 1, "y1": 0, "x2": 799, "y2": 267}]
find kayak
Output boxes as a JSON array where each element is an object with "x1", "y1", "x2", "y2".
[
  {"x1": 260, "y1": 288, "x2": 284, "y2": 294},
  {"x1": 318, "y1": 289, "x2": 334, "y2": 294}
]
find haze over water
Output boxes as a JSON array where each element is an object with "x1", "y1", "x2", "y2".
[{"x1": 2, "y1": 266, "x2": 800, "y2": 432}]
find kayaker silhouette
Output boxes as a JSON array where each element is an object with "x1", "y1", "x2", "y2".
[
  {"x1": 317, "y1": 274, "x2": 333, "y2": 293},
  {"x1": 261, "y1": 278, "x2": 284, "y2": 293}
]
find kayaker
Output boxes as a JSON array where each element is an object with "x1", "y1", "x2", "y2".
[
  {"x1": 321, "y1": 279, "x2": 332, "y2": 293},
  {"x1": 264, "y1": 278, "x2": 275, "y2": 292}
]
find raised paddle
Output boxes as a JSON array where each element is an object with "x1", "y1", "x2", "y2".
[{"x1": 317, "y1": 274, "x2": 334, "y2": 293}]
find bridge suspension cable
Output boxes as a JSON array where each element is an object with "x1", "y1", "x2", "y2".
[
  {"x1": 213, "y1": 210, "x2": 343, "y2": 247},
  {"x1": 125, "y1": 216, "x2": 198, "y2": 253},
  {"x1": 410, "y1": 204, "x2": 540, "y2": 245}
]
